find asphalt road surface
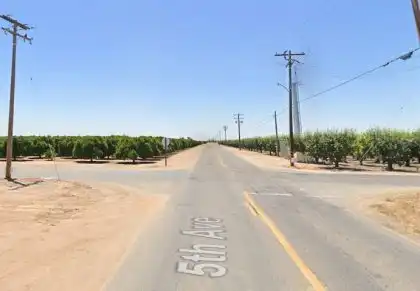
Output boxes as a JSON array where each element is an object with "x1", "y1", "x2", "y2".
[{"x1": 102, "y1": 144, "x2": 420, "y2": 291}]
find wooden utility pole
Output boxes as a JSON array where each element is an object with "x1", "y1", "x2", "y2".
[
  {"x1": 222, "y1": 125, "x2": 228, "y2": 142},
  {"x1": 275, "y1": 50, "x2": 304, "y2": 166},
  {"x1": 1, "y1": 15, "x2": 33, "y2": 180},
  {"x1": 412, "y1": 0, "x2": 420, "y2": 41},
  {"x1": 233, "y1": 113, "x2": 244, "y2": 150},
  {"x1": 274, "y1": 111, "x2": 280, "y2": 157}
]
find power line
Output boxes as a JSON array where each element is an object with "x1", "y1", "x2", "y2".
[
  {"x1": 274, "y1": 47, "x2": 419, "y2": 120},
  {"x1": 300, "y1": 48, "x2": 419, "y2": 104},
  {"x1": 244, "y1": 114, "x2": 274, "y2": 135}
]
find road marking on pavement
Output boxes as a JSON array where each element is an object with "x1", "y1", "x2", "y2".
[
  {"x1": 250, "y1": 192, "x2": 293, "y2": 197},
  {"x1": 246, "y1": 202, "x2": 258, "y2": 216},
  {"x1": 176, "y1": 217, "x2": 228, "y2": 278},
  {"x1": 244, "y1": 192, "x2": 326, "y2": 291},
  {"x1": 309, "y1": 195, "x2": 340, "y2": 199},
  {"x1": 182, "y1": 229, "x2": 226, "y2": 240}
]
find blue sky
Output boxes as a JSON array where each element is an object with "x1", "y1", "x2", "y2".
[{"x1": 0, "y1": 0, "x2": 419, "y2": 140}]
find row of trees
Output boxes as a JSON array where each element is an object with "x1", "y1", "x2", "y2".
[
  {"x1": 0, "y1": 135, "x2": 202, "y2": 163},
  {"x1": 222, "y1": 128, "x2": 420, "y2": 171}
]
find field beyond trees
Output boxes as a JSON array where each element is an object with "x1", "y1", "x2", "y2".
[
  {"x1": 0, "y1": 135, "x2": 202, "y2": 164},
  {"x1": 223, "y1": 128, "x2": 420, "y2": 172}
]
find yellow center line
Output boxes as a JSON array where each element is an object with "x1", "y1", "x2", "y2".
[
  {"x1": 245, "y1": 202, "x2": 258, "y2": 216},
  {"x1": 244, "y1": 191, "x2": 326, "y2": 291}
]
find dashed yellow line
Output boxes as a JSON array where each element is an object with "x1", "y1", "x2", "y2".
[{"x1": 244, "y1": 191, "x2": 326, "y2": 291}]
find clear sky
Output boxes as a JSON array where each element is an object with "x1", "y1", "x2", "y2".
[{"x1": 0, "y1": 1, "x2": 419, "y2": 140}]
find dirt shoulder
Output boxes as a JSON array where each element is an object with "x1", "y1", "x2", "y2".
[
  {"x1": 222, "y1": 146, "x2": 290, "y2": 169},
  {"x1": 223, "y1": 146, "x2": 420, "y2": 176},
  {"x1": 0, "y1": 179, "x2": 167, "y2": 291},
  {"x1": 364, "y1": 189, "x2": 420, "y2": 239},
  {"x1": 1, "y1": 145, "x2": 205, "y2": 172},
  {"x1": 152, "y1": 143, "x2": 205, "y2": 170}
]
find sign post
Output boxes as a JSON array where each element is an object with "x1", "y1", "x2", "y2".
[{"x1": 162, "y1": 137, "x2": 171, "y2": 167}]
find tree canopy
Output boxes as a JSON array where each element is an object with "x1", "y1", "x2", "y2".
[
  {"x1": 222, "y1": 128, "x2": 420, "y2": 171},
  {"x1": 0, "y1": 135, "x2": 202, "y2": 162}
]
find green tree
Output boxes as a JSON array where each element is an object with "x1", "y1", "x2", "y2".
[
  {"x1": 411, "y1": 129, "x2": 420, "y2": 163},
  {"x1": 94, "y1": 137, "x2": 108, "y2": 159},
  {"x1": 353, "y1": 132, "x2": 373, "y2": 165},
  {"x1": 303, "y1": 132, "x2": 325, "y2": 164},
  {"x1": 44, "y1": 145, "x2": 56, "y2": 161},
  {"x1": 73, "y1": 137, "x2": 104, "y2": 161},
  {"x1": 115, "y1": 138, "x2": 136, "y2": 160},
  {"x1": 136, "y1": 140, "x2": 154, "y2": 160},
  {"x1": 85, "y1": 137, "x2": 101, "y2": 161},
  {"x1": 31, "y1": 137, "x2": 49, "y2": 158},
  {"x1": 72, "y1": 139, "x2": 84, "y2": 158},
  {"x1": 149, "y1": 137, "x2": 163, "y2": 156},
  {"x1": 104, "y1": 136, "x2": 119, "y2": 159},
  {"x1": 56, "y1": 136, "x2": 75, "y2": 157},
  {"x1": 0, "y1": 138, "x2": 6, "y2": 158},
  {"x1": 374, "y1": 129, "x2": 412, "y2": 171},
  {"x1": 12, "y1": 136, "x2": 25, "y2": 160},
  {"x1": 323, "y1": 129, "x2": 356, "y2": 168},
  {"x1": 127, "y1": 149, "x2": 138, "y2": 164}
]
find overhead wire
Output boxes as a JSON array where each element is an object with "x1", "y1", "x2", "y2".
[
  {"x1": 274, "y1": 47, "x2": 420, "y2": 118},
  {"x1": 299, "y1": 48, "x2": 420, "y2": 104}
]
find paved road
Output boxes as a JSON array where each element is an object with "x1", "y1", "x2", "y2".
[{"x1": 103, "y1": 144, "x2": 420, "y2": 291}]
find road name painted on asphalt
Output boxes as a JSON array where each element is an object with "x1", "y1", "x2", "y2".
[
  {"x1": 250, "y1": 192, "x2": 293, "y2": 197},
  {"x1": 176, "y1": 217, "x2": 228, "y2": 278}
]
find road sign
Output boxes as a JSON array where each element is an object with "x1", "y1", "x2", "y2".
[
  {"x1": 162, "y1": 137, "x2": 171, "y2": 167},
  {"x1": 162, "y1": 137, "x2": 171, "y2": 148}
]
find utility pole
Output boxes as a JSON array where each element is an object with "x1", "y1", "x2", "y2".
[
  {"x1": 222, "y1": 125, "x2": 228, "y2": 142},
  {"x1": 1, "y1": 15, "x2": 33, "y2": 180},
  {"x1": 275, "y1": 50, "x2": 304, "y2": 166},
  {"x1": 274, "y1": 111, "x2": 280, "y2": 157},
  {"x1": 233, "y1": 113, "x2": 244, "y2": 150},
  {"x1": 412, "y1": 0, "x2": 420, "y2": 41}
]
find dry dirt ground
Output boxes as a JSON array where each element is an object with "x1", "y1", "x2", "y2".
[
  {"x1": 223, "y1": 146, "x2": 420, "y2": 174},
  {"x1": 0, "y1": 145, "x2": 205, "y2": 173},
  {"x1": 0, "y1": 179, "x2": 167, "y2": 291},
  {"x1": 363, "y1": 189, "x2": 420, "y2": 240}
]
